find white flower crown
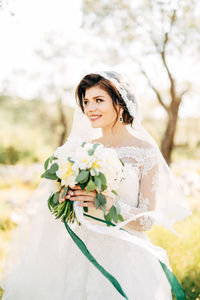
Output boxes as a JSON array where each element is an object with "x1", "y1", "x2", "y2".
[{"x1": 98, "y1": 72, "x2": 136, "y2": 118}]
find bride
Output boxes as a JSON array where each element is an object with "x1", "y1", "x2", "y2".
[{"x1": 1, "y1": 71, "x2": 191, "y2": 300}]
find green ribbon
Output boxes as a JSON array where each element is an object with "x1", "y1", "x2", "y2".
[
  {"x1": 64, "y1": 214, "x2": 186, "y2": 300},
  {"x1": 64, "y1": 218, "x2": 129, "y2": 300}
]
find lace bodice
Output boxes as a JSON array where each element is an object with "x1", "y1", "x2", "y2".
[{"x1": 111, "y1": 145, "x2": 159, "y2": 232}]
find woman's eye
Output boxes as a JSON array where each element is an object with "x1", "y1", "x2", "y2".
[
  {"x1": 83, "y1": 100, "x2": 88, "y2": 105},
  {"x1": 96, "y1": 98, "x2": 103, "y2": 103}
]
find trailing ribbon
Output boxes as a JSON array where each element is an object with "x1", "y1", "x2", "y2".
[
  {"x1": 64, "y1": 214, "x2": 186, "y2": 300},
  {"x1": 64, "y1": 218, "x2": 129, "y2": 300}
]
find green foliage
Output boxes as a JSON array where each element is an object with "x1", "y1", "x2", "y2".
[
  {"x1": 41, "y1": 170, "x2": 58, "y2": 180},
  {"x1": 0, "y1": 216, "x2": 16, "y2": 232},
  {"x1": 0, "y1": 287, "x2": 3, "y2": 299},
  {"x1": 61, "y1": 186, "x2": 68, "y2": 198},
  {"x1": 0, "y1": 95, "x2": 74, "y2": 165},
  {"x1": 76, "y1": 170, "x2": 90, "y2": 184},
  {"x1": 88, "y1": 143, "x2": 100, "y2": 155},
  {"x1": 0, "y1": 95, "x2": 199, "y2": 165},
  {"x1": 147, "y1": 211, "x2": 200, "y2": 300},
  {"x1": 86, "y1": 179, "x2": 95, "y2": 193},
  {"x1": 0, "y1": 145, "x2": 39, "y2": 165}
]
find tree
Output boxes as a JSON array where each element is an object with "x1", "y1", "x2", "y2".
[
  {"x1": 35, "y1": 32, "x2": 74, "y2": 146},
  {"x1": 82, "y1": 0, "x2": 200, "y2": 164}
]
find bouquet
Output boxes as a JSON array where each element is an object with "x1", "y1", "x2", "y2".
[{"x1": 41, "y1": 139, "x2": 124, "y2": 225}]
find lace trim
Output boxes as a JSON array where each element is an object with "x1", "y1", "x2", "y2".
[
  {"x1": 138, "y1": 192, "x2": 149, "y2": 210},
  {"x1": 98, "y1": 72, "x2": 137, "y2": 118},
  {"x1": 123, "y1": 162, "x2": 140, "y2": 177},
  {"x1": 139, "y1": 215, "x2": 154, "y2": 230},
  {"x1": 136, "y1": 192, "x2": 154, "y2": 230}
]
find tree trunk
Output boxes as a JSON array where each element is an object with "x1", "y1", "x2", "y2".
[
  {"x1": 57, "y1": 99, "x2": 67, "y2": 146},
  {"x1": 161, "y1": 101, "x2": 180, "y2": 165}
]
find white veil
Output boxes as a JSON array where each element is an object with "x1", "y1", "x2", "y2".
[{"x1": 70, "y1": 71, "x2": 191, "y2": 230}]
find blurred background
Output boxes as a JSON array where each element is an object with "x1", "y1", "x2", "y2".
[{"x1": 0, "y1": 0, "x2": 199, "y2": 299}]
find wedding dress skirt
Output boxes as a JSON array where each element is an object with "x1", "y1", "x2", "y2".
[
  {"x1": 2, "y1": 207, "x2": 172, "y2": 300},
  {"x1": 1, "y1": 146, "x2": 173, "y2": 300}
]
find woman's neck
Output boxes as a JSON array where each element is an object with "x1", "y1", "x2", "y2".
[{"x1": 100, "y1": 124, "x2": 131, "y2": 147}]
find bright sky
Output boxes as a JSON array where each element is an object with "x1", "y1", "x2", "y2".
[{"x1": 0, "y1": 0, "x2": 199, "y2": 118}]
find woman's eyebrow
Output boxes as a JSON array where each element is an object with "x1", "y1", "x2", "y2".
[{"x1": 83, "y1": 95, "x2": 105, "y2": 100}]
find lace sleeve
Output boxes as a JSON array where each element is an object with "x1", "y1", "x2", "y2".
[{"x1": 119, "y1": 148, "x2": 158, "y2": 232}]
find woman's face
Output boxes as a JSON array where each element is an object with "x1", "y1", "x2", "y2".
[{"x1": 83, "y1": 86, "x2": 120, "y2": 129}]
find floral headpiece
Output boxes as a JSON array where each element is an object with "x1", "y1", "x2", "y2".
[{"x1": 98, "y1": 71, "x2": 136, "y2": 118}]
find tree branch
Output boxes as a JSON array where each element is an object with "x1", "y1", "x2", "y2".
[
  {"x1": 177, "y1": 88, "x2": 190, "y2": 104},
  {"x1": 140, "y1": 66, "x2": 169, "y2": 112},
  {"x1": 160, "y1": 10, "x2": 177, "y2": 103}
]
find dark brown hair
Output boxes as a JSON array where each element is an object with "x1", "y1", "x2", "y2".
[{"x1": 75, "y1": 73, "x2": 133, "y2": 126}]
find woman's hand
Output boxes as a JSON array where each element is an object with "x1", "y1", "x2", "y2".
[
  {"x1": 59, "y1": 185, "x2": 96, "y2": 208},
  {"x1": 59, "y1": 185, "x2": 115, "y2": 211}
]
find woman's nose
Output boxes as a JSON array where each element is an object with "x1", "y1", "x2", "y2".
[{"x1": 85, "y1": 101, "x2": 97, "y2": 112}]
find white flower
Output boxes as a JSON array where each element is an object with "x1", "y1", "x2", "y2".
[
  {"x1": 51, "y1": 140, "x2": 124, "y2": 197},
  {"x1": 56, "y1": 159, "x2": 77, "y2": 188},
  {"x1": 46, "y1": 180, "x2": 61, "y2": 194},
  {"x1": 51, "y1": 181, "x2": 61, "y2": 193}
]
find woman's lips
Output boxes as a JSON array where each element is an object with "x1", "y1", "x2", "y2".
[{"x1": 90, "y1": 115, "x2": 102, "y2": 121}]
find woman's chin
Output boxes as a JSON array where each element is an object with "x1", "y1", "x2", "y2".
[{"x1": 90, "y1": 120, "x2": 103, "y2": 128}]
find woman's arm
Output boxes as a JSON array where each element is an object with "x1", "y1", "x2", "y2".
[{"x1": 119, "y1": 162, "x2": 158, "y2": 231}]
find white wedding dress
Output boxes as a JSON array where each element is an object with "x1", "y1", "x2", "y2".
[{"x1": 1, "y1": 145, "x2": 173, "y2": 300}]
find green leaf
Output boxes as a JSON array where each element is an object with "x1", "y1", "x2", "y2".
[
  {"x1": 88, "y1": 149, "x2": 94, "y2": 156},
  {"x1": 79, "y1": 182, "x2": 87, "y2": 190},
  {"x1": 50, "y1": 155, "x2": 57, "y2": 163},
  {"x1": 118, "y1": 214, "x2": 124, "y2": 222},
  {"x1": 102, "y1": 204, "x2": 106, "y2": 215},
  {"x1": 88, "y1": 143, "x2": 99, "y2": 155},
  {"x1": 96, "y1": 193, "x2": 106, "y2": 206},
  {"x1": 49, "y1": 163, "x2": 58, "y2": 174},
  {"x1": 94, "y1": 176, "x2": 102, "y2": 191},
  {"x1": 81, "y1": 141, "x2": 86, "y2": 147},
  {"x1": 119, "y1": 159, "x2": 124, "y2": 166},
  {"x1": 44, "y1": 157, "x2": 50, "y2": 170},
  {"x1": 76, "y1": 170, "x2": 90, "y2": 184},
  {"x1": 53, "y1": 192, "x2": 60, "y2": 204},
  {"x1": 47, "y1": 194, "x2": 54, "y2": 210},
  {"x1": 113, "y1": 214, "x2": 118, "y2": 223},
  {"x1": 105, "y1": 213, "x2": 112, "y2": 223},
  {"x1": 98, "y1": 172, "x2": 107, "y2": 186},
  {"x1": 86, "y1": 179, "x2": 95, "y2": 193},
  {"x1": 48, "y1": 194, "x2": 59, "y2": 210},
  {"x1": 94, "y1": 196, "x2": 100, "y2": 209},
  {"x1": 41, "y1": 170, "x2": 58, "y2": 180},
  {"x1": 110, "y1": 205, "x2": 118, "y2": 223},
  {"x1": 62, "y1": 186, "x2": 68, "y2": 197},
  {"x1": 101, "y1": 184, "x2": 107, "y2": 192},
  {"x1": 111, "y1": 189, "x2": 118, "y2": 196}
]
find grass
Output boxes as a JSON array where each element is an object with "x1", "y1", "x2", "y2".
[
  {"x1": 0, "y1": 287, "x2": 3, "y2": 299},
  {"x1": 147, "y1": 210, "x2": 200, "y2": 300}
]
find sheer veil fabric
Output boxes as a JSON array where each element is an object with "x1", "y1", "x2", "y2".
[{"x1": 0, "y1": 71, "x2": 191, "y2": 300}]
